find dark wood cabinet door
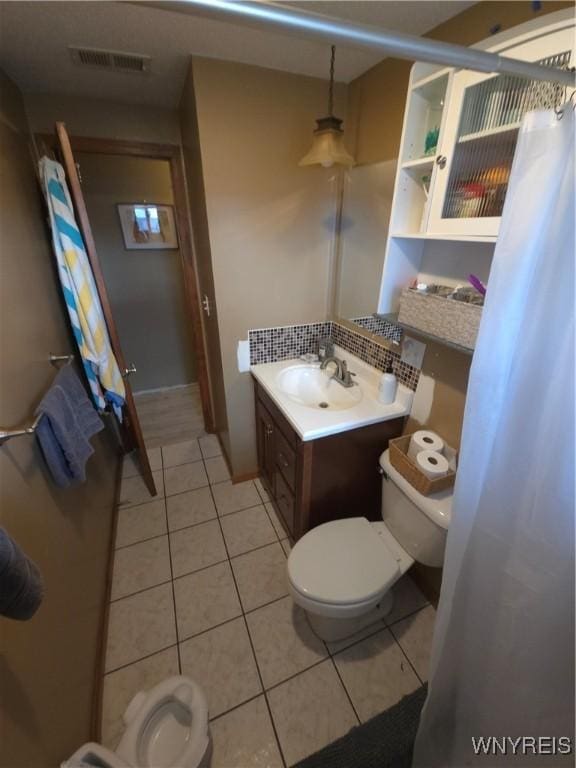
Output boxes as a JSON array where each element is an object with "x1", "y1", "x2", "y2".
[{"x1": 255, "y1": 400, "x2": 276, "y2": 497}]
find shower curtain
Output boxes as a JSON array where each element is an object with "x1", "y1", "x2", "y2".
[{"x1": 413, "y1": 106, "x2": 575, "y2": 767}]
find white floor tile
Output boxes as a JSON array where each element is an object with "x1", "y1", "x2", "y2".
[
  {"x1": 254, "y1": 477, "x2": 271, "y2": 503},
  {"x1": 246, "y1": 596, "x2": 327, "y2": 689},
  {"x1": 174, "y1": 561, "x2": 242, "y2": 640},
  {"x1": 389, "y1": 604, "x2": 436, "y2": 681},
  {"x1": 122, "y1": 447, "x2": 162, "y2": 478},
  {"x1": 333, "y1": 627, "x2": 421, "y2": 722},
  {"x1": 119, "y1": 470, "x2": 164, "y2": 508},
  {"x1": 220, "y1": 505, "x2": 277, "y2": 557},
  {"x1": 385, "y1": 576, "x2": 429, "y2": 626},
  {"x1": 205, "y1": 456, "x2": 231, "y2": 484},
  {"x1": 166, "y1": 486, "x2": 217, "y2": 531},
  {"x1": 115, "y1": 499, "x2": 167, "y2": 548},
  {"x1": 105, "y1": 583, "x2": 176, "y2": 672},
  {"x1": 180, "y1": 617, "x2": 261, "y2": 718},
  {"x1": 199, "y1": 434, "x2": 222, "y2": 459},
  {"x1": 111, "y1": 536, "x2": 171, "y2": 601},
  {"x1": 265, "y1": 502, "x2": 289, "y2": 540},
  {"x1": 101, "y1": 647, "x2": 179, "y2": 749},
  {"x1": 326, "y1": 620, "x2": 387, "y2": 656},
  {"x1": 170, "y1": 519, "x2": 227, "y2": 577},
  {"x1": 210, "y1": 696, "x2": 283, "y2": 768},
  {"x1": 164, "y1": 461, "x2": 208, "y2": 497},
  {"x1": 212, "y1": 481, "x2": 262, "y2": 517},
  {"x1": 231, "y1": 542, "x2": 288, "y2": 612},
  {"x1": 268, "y1": 661, "x2": 357, "y2": 766},
  {"x1": 162, "y1": 439, "x2": 202, "y2": 468}
]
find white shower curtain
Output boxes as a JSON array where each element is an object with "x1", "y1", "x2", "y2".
[{"x1": 413, "y1": 106, "x2": 575, "y2": 767}]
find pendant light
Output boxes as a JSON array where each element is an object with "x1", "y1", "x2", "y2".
[{"x1": 299, "y1": 45, "x2": 355, "y2": 168}]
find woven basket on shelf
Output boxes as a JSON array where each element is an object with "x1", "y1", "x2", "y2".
[{"x1": 388, "y1": 434, "x2": 457, "y2": 496}]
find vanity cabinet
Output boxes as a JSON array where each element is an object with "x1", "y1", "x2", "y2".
[{"x1": 254, "y1": 381, "x2": 404, "y2": 542}]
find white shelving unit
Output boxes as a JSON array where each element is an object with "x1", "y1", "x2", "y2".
[{"x1": 376, "y1": 10, "x2": 575, "y2": 343}]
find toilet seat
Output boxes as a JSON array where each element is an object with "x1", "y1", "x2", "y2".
[
  {"x1": 288, "y1": 518, "x2": 401, "y2": 615},
  {"x1": 116, "y1": 676, "x2": 210, "y2": 768}
]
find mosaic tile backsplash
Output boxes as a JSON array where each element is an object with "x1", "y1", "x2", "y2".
[
  {"x1": 351, "y1": 315, "x2": 403, "y2": 343},
  {"x1": 248, "y1": 320, "x2": 421, "y2": 391},
  {"x1": 249, "y1": 322, "x2": 331, "y2": 365}
]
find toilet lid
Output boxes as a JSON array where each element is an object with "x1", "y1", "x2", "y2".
[{"x1": 288, "y1": 518, "x2": 400, "y2": 605}]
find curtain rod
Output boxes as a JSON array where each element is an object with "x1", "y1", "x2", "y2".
[{"x1": 175, "y1": 0, "x2": 575, "y2": 87}]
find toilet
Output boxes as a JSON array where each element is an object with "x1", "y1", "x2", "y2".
[
  {"x1": 287, "y1": 449, "x2": 453, "y2": 642},
  {"x1": 63, "y1": 676, "x2": 211, "y2": 768}
]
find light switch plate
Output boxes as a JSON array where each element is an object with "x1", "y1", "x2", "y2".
[{"x1": 401, "y1": 336, "x2": 426, "y2": 369}]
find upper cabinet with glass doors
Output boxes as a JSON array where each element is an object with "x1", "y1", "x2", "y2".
[
  {"x1": 388, "y1": 21, "x2": 574, "y2": 244},
  {"x1": 426, "y1": 25, "x2": 574, "y2": 238}
]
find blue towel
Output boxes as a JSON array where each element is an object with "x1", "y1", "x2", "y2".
[
  {"x1": 0, "y1": 528, "x2": 43, "y2": 620},
  {"x1": 35, "y1": 365, "x2": 104, "y2": 488}
]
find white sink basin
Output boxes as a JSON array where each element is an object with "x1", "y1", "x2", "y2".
[{"x1": 276, "y1": 365, "x2": 363, "y2": 411}]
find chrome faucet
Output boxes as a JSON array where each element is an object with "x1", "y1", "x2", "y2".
[{"x1": 320, "y1": 356, "x2": 357, "y2": 388}]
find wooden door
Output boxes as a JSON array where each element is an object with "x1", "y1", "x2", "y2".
[{"x1": 55, "y1": 122, "x2": 156, "y2": 495}]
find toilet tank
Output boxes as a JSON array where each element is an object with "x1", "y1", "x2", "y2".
[{"x1": 379, "y1": 450, "x2": 452, "y2": 568}]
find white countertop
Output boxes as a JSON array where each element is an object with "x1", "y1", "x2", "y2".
[{"x1": 250, "y1": 345, "x2": 413, "y2": 441}]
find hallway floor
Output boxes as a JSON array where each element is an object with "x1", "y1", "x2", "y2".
[
  {"x1": 102, "y1": 437, "x2": 436, "y2": 767},
  {"x1": 133, "y1": 383, "x2": 205, "y2": 448}
]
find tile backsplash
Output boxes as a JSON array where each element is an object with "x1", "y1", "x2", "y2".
[
  {"x1": 350, "y1": 315, "x2": 403, "y2": 342},
  {"x1": 249, "y1": 322, "x2": 331, "y2": 365},
  {"x1": 248, "y1": 320, "x2": 421, "y2": 391}
]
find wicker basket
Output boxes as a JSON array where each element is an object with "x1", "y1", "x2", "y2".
[
  {"x1": 388, "y1": 434, "x2": 457, "y2": 496},
  {"x1": 398, "y1": 289, "x2": 482, "y2": 350}
]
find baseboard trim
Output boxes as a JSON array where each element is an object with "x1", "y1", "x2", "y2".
[
  {"x1": 91, "y1": 448, "x2": 124, "y2": 742},
  {"x1": 133, "y1": 382, "x2": 198, "y2": 397},
  {"x1": 232, "y1": 470, "x2": 259, "y2": 484}
]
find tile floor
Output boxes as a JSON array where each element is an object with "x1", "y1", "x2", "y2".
[{"x1": 103, "y1": 435, "x2": 436, "y2": 767}]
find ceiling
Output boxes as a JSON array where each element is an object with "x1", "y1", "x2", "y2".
[{"x1": 0, "y1": 1, "x2": 475, "y2": 108}]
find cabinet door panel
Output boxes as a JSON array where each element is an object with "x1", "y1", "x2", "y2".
[
  {"x1": 275, "y1": 470, "x2": 295, "y2": 536},
  {"x1": 256, "y1": 400, "x2": 276, "y2": 496},
  {"x1": 427, "y1": 26, "x2": 574, "y2": 237},
  {"x1": 275, "y1": 428, "x2": 297, "y2": 492}
]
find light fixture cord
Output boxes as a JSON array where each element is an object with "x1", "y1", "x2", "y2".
[{"x1": 328, "y1": 45, "x2": 335, "y2": 117}]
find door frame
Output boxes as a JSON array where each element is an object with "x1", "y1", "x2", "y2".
[{"x1": 39, "y1": 134, "x2": 215, "y2": 433}]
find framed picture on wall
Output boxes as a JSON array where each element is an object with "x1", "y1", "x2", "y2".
[{"x1": 117, "y1": 203, "x2": 179, "y2": 250}]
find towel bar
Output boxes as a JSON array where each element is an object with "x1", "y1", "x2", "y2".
[
  {"x1": 50, "y1": 353, "x2": 74, "y2": 366},
  {"x1": 0, "y1": 353, "x2": 109, "y2": 447}
]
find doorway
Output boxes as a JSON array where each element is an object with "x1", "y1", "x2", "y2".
[
  {"x1": 38, "y1": 134, "x2": 216, "y2": 451},
  {"x1": 77, "y1": 151, "x2": 205, "y2": 446}
]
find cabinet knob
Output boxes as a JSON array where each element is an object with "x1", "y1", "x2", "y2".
[
  {"x1": 435, "y1": 155, "x2": 447, "y2": 169},
  {"x1": 265, "y1": 425, "x2": 273, "y2": 437}
]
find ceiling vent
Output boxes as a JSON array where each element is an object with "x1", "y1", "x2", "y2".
[{"x1": 69, "y1": 46, "x2": 151, "y2": 74}]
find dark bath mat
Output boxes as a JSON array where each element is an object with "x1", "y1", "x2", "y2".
[{"x1": 294, "y1": 684, "x2": 428, "y2": 768}]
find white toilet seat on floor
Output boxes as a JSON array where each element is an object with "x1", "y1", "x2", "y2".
[
  {"x1": 116, "y1": 676, "x2": 210, "y2": 768},
  {"x1": 288, "y1": 517, "x2": 402, "y2": 618}
]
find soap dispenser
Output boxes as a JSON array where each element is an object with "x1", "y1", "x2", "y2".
[{"x1": 378, "y1": 363, "x2": 397, "y2": 405}]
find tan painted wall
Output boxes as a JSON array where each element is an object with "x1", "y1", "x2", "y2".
[
  {"x1": 25, "y1": 93, "x2": 181, "y2": 145},
  {"x1": 345, "y1": 1, "x2": 572, "y2": 451},
  {"x1": 0, "y1": 70, "x2": 119, "y2": 767},
  {"x1": 78, "y1": 153, "x2": 197, "y2": 392},
  {"x1": 184, "y1": 57, "x2": 347, "y2": 476}
]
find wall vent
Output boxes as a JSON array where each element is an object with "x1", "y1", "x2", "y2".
[{"x1": 69, "y1": 46, "x2": 151, "y2": 74}]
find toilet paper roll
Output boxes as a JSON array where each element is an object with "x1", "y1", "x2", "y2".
[
  {"x1": 408, "y1": 430, "x2": 445, "y2": 461},
  {"x1": 416, "y1": 450, "x2": 450, "y2": 479}
]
